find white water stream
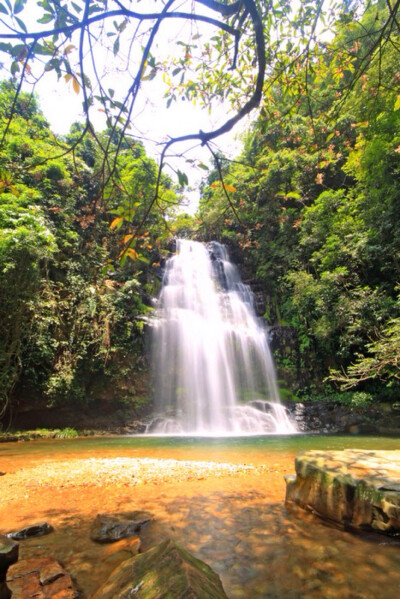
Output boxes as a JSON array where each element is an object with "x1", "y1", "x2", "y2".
[{"x1": 149, "y1": 240, "x2": 296, "y2": 435}]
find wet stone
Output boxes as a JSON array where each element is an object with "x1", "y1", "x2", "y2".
[
  {"x1": 92, "y1": 538, "x2": 229, "y2": 598},
  {"x1": 285, "y1": 449, "x2": 400, "y2": 534},
  {"x1": 7, "y1": 522, "x2": 53, "y2": 540},
  {"x1": 90, "y1": 510, "x2": 152, "y2": 543},
  {"x1": 7, "y1": 556, "x2": 78, "y2": 598}
]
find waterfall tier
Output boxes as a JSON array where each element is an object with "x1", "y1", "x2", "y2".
[{"x1": 149, "y1": 239, "x2": 296, "y2": 435}]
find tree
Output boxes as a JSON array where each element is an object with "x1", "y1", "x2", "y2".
[
  {"x1": 197, "y1": 0, "x2": 400, "y2": 397},
  {"x1": 1, "y1": 1, "x2": 398, "y2": 228}
]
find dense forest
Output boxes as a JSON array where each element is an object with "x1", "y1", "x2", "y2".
[
  {"x1": 1, "y1": 0, "x2": 399, "y2": 427},
  {"x1": 198, "y1": 1, "x2": 400, "y2": 405}
]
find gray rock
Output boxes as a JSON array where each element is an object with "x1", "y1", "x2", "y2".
[
  {"x1": 90, "y1": 511, "x2": 152, "y2": 543},
  {"x1": 285, "y1": 449, "x2": 400, "y2": 534},
  {"x1": 7, "y1": 522, "x2": 53, "y2": 540},
  {"x1": 92, "y1": 538, "x2": 229, "y2": 598}
]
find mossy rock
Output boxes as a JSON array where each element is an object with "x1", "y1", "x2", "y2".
[
  {"x1": 285, "y1": 450, "x2": 400, "y2": 534},
  {"x1": 92, "y1": 539, "x2": 228, "y2": 598}
]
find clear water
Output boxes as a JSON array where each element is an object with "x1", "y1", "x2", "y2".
[
  {"x1": 2, "y1": 435, "x2": 400, "y2": 598},
  {"x1": 150, "y1": 239, "x2": 295, "y2": 434}
]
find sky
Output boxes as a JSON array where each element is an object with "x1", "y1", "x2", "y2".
[{"x1": 35, "y1": 70, "x2": 247, "y2": 213}]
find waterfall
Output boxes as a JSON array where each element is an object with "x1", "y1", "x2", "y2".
[{"x1": 149, "y1": 239, "x2": 296, "y2": 435}]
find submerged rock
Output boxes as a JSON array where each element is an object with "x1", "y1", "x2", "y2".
[
  {"x1": 90, "y1": 511, "x2": 152, "y2": 543},
  {"x1": 7, "y1": 522, "x2": 53, "y2": 540},
  {"x1": 92, "y1": 538, "x2": 228, "y2": 598},
  {"x1": 7, "y1": 556, "x2": 79, "y2": 598},
  {"x1": 285, "y1": 449, "x2": 400, "y2": 534}
]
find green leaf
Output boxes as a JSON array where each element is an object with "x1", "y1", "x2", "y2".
[
  {"x1": 71, "y1": 1, "x2": 82, "y2": 13},
  {"x1": 177, "y1": 170, "x2": 189, "y2": 187},
  {"x1": 197, "y1": 162, "x2": 209, "y2": 171},
  {"x1": 10, "y1": 60, "x2": 20, "y2": 75},
  {"x1": 0, "y1": 4, "x2": 8, "y2": 15},
  {"x1": 37, "y1": 12, "x2": 53, "y2": 24},
  {"x1": 394, "y1": 95, "x2": 400, "y2": 112},
  {"x1": 13, "y1": 0, "x2": 26, "y2": 15},
  {"x1": 286, "y1": 191, "x2": 301, "y2": 199},
  {"x1": 113, "y1": 37, "x2": 120, "y2": 56},
  {"x1": 15, "y1": 15, "x2": 27, "y2": 32}
]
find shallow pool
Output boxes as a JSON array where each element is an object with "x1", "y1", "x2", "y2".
[{"x1": 1, "y1": 434, "x2": 400, "y2": 598}]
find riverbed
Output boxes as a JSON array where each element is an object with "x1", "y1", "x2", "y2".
[{"x1": 1, "y1": 435, "x2": 400, "y2": 598}]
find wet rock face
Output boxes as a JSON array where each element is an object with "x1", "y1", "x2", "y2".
[
  {"x1": 92, "y1": 538, "x2": 228, "y2": 599},
  {"x1": 284, "y1": 400, "x2": 400, "y2": 434},
  {"x1": 285, "y1": 450, "x2": 400, "y2": 534},
  {"x1": 90, "y1": 511, "x2": 152, "y2": 543}
]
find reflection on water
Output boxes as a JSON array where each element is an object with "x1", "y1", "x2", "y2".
[{"x1": 1, "y1": 435, "x2": 400, "y2": 598}]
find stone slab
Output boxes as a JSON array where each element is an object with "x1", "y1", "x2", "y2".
[
  {"x1": 7, "y1": 556, "x2": 78, "y2": 598},
  {"x1": 285, "y1": 449, "x2": 400, "y2": 534}
]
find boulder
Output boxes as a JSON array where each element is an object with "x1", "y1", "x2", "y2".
[
  {"x1": 7, "y1": 522, "x2": 53, "y2": 540},
  {"x1": 90, "y1": 511, "x2": 152, "y2": 543},
  {"x1": 7, "y1": 556, "x2": 79, "y2": 598},
  {"x1": 92, "y1": 539, "x2": 228, "y2": 598},
  {"x1": 0, "y1": 536, "x2": 18, "y2": 580},
  {"x1": 285, "y1": 449, "x2": 400, "y2": 534}
]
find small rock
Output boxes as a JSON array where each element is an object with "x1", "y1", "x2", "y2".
[
  {"x1": 90, "y1": 511, "x2": 152, "y2": 543},
  {"x1": 0, "y1": 472, "x2": 5, "y2": 477},
  {"x1": 0, "y1": 536, "x2": 19, "y2": 580},
  {"x1": 7, "y1": 522, "x2": 53, "y2": 540},
  {"x1": 92, "y1": 539, "x2": 229, "y2": 598}
]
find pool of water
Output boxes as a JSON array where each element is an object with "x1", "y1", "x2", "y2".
[
  {"x1": 1, "y1": 434, "x2": 400, "y2": 598},
  {"x1": 2, "y1": 432, "x2": 400, "y2": 460}
]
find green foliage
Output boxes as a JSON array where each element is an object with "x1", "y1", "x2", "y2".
[
  {"x1": 54, "y1": 427, "x2": 79, "y2": 439},
  {"x1": 198, "y1": 1, "x2": 400, "y2": 400},
  {"x1": 0, "y1": 82, "x2": 175, "y2": 423},
  {"x1": 299, "y1": 390, "x2": 374, "y2": 408}
]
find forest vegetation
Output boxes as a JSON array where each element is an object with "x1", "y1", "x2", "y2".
[{"x1": 0, "y1": 0, "x2": 399, "y2": 426}]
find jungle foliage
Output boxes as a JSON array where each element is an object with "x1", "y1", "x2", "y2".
[
  {"x1": 198, "y1": 0, "x2": 400, "y2": 399},
  {"x1": 1, "y1": 0, "x2": 400, "y2": 424},
  {"x1": 0, "y1": 80, "x2": 177, "y2": 423}
]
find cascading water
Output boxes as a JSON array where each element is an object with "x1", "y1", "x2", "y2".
[{"x1": 149, "y1": 239, "x2": 296, "y2": 435}]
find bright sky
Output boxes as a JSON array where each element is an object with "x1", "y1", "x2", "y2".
[{"x1": 35, "y1": 70, "x2": 246, "y2": 212}]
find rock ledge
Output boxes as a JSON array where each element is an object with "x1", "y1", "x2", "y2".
[{"x1": 285, "y1": 449, "x2": 400, "y2": 534}]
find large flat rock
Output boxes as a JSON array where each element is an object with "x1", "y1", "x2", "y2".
[{"x1": 285, "y1": 449, "x2": 400, "y2": 534}]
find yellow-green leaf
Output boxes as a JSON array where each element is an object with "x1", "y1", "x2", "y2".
[{"x1": 110, "y1": 216, "x2": 123, "y2": 230}]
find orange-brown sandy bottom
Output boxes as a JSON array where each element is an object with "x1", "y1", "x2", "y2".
[{"x1": 1, "y1": 439, "x2": 400, "y2": 598}]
